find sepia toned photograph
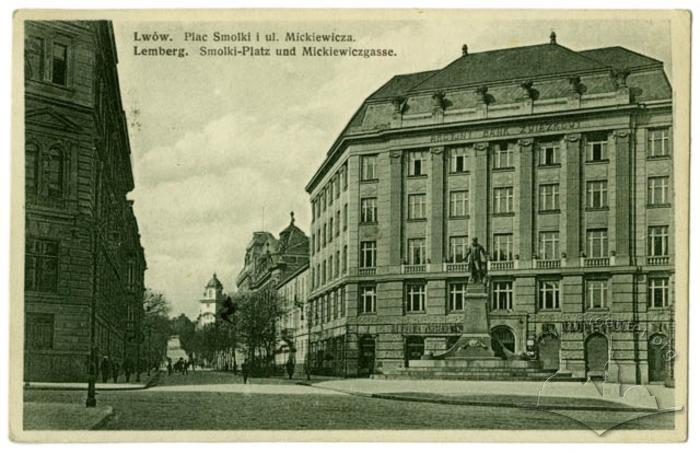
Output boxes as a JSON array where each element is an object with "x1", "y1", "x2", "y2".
[{"x1": 9, "y1": 8, "x2": 690, "y2": 442}]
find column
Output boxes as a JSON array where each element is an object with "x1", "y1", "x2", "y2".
[
  {"x1": 614, "y1": 129, "x2": 631, "y2": 263},
  {"x1": 429, "y1": 146, "x2": 445, "y2": 267},
  {"x1": 472, "y1": 142, "x2": 489, "y2": 245},
  {"x1": 518, "y1": 138, "x2": 534, "y2": 260},
  {"x1": 564, "y1": 133, "x2": 582, "y2": 260},
  {"x1": 388, "y1": 150, "x2": 403, "y2": 268}
]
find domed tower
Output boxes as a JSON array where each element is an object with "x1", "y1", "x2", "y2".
[{"x1": 198, "y1": 273, "x2": 225, "y2": 328}]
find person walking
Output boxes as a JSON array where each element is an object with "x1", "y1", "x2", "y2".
[
  {"x1": 124, "y1": 358, "x2": 133, "y2": 383},
  {"x1": 285, "y1": 357, "x2": 295, "y2": 380},
  {"x1": 167, "y1": 358, "x2": 173, "y2": 376},
  {"x1": 241, "y1": 358, "x2": 249, "y2": 384},
  {"x1": 100, "y1": 356, "x2": 110, "y2": 384},
  {"x1": 112, "y1": 361, "x2": 120, "y2": 383}
]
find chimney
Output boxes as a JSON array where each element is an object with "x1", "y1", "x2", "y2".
[
  {"x1": 550, "y1": 30, "x2": 557, "y2": 44},
  {"x1": 462, "y1": 44, "x2": 469, "y2": 56}
]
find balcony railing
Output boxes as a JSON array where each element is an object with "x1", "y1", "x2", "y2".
[
  {"x1": 583, "y1": 257, "x2": 609, "y2": 267},
  {"x1": 443, "y1": 263, "x2": 468, "y2": 272},
  {"x1": 358, "y1": 267, "x2": 376, "y2": 276},
  {"x1": 646, "y1": 256, "x2": 670, "y2": 266},
  {"x1": 402, "y1": 264, "x2": 426, "y2": 274},
  {"x1": 489, "y1": 261, "x2": 514, "y2": 271},
  {"x1": 536, "y1": 259, "x2": 561, "y2": 269}
]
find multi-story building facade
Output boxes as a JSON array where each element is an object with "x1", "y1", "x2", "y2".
[
  {"x1": 24, "y1": 21, "x2": 146, "y2": 382},
  {"x1": 275, "y1": 264, "x2": 309, "y2": 372},
  {"x1": 305, "y1": 35, "x2": 674, "y2": 383}
]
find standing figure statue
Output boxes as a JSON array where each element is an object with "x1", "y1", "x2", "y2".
[{"x1": 465, "y1": 237, "x2": 488, "y2": 284}]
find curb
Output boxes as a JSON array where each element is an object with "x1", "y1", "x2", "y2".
[
  {"x1": 369, "y1": 393, "x2": 662, "y2": 413},
  {"x1": 90, "y1": 406, "x2": 115, "y2": 430}
]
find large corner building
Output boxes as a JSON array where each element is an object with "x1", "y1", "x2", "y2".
[
  {"x1": 304, "y1": 35, "x2": 674, "y2": 384},
  {"x1": 24, "y1": 21, "x2": 146, "y2": 382}
]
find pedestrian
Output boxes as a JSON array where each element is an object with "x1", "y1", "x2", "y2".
[
  {"x1": 112, "y1": 361, "x2": 120, "y2": 383},
  {"x1": 167, "y1": 358, "x2": 173, "y2": 376},
  {"x1": 183, "y1": 359, "x2": 189, "y2": 375},
  {"x1": 100, "y1": 356, "x2": 110, "y2": 384},
  {"x1": 285, "y1": 357, "x2": 295, "y2": 380},
  {"x1": 303, "y1": 359, "x2": 311, "y2": 381},
  {"x1": 124, "y1": 358, "x2": 133, "y2": 383},
  {"x1": 241, "y1": 358, "x2": 249, "y2": 384}
]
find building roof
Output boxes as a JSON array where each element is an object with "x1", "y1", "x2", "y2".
[
  {"x1": 205, "y1": 273, "x2": 223, "y2": 289},
  {"x1": 579, "y1": 46, "x2": 663, "y2": 71},
  {"x1": 277, "y1": 211, "x2": 308, "y2": 254},
  {"x1": 368, "y1": 70, "x2": 441, "y2": 100}
]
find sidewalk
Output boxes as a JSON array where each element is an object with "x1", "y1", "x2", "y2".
[
  {"x1": 25, "y1": 371, "x2": 160, "y2": 391},
  {"x1": 312, "y1": 378, "x2": 678, "y2": 412},
  {"x1": 23, "y1": 402, "x2": 113, "y2": 430}
]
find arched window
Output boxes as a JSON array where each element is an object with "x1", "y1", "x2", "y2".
[
  {"x1": 25, "y1": 142, "x2": 39, "y2": 195},
  {"x1": 42, "y1": 145, "x2": 64, "y2": 198}
]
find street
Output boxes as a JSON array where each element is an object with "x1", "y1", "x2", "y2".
[{"x1": 23, "y1": 371, "x2": 675, "y2": 431}]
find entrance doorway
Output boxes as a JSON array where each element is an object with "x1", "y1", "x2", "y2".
[
  {"x1": 404, "y1": 336, "x2": 425, "y2": 367},
  {"x1": 539, "y1": 334, "x2": 560, "y2": 370},
  {"x1": 648, "y1": 334, "x2": 669, "y2": 382},
  {"x1": 358, "y1": 335, "x2": 375, "y2": 377},
  {"x1": 585, "y1": 333, "x2": 608, "y2": 378},
  {"x1": 491, "y1": 325, "x2": 515, "y2": 358}
]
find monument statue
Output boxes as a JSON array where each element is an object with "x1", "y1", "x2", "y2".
[{"x1": 465, "y1": 237, "x2": 488, "y2": 284}]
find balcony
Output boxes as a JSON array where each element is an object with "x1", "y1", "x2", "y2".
[
  {"x1": 443, "y1": 262, "x2": 468, "y2": 272},
  {"x1": 583, "y1": 257, "x2": 610, "y2": 267},
  {"x1": 488, "y1": 261, "x2": 514, "y2": 271},
  {"x1": 358, "y1": 267, "x2": 376, "y2": 276},
  {"x1": 402, "y1": 264, "x2": 426, "y2": 274},
  {"x1": 646, "y1": 256, "x2": 671, "y2": 266},
  {"x1": 536, "y1": 259, "x2": 561, "y2": 269}
]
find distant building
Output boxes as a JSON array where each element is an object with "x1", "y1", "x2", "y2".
[
  {"x1": 24, "y1": 21, "x2": 146, "y2": 382},
  {"x1": 166, "y1": 335, "x2": 189, "y2": 363},
  {"x1": 275, "y1": 263, "x2": 309, "y2": 371},
  {"x1": 305, "y1": 36, "x2": 673, "y2": 383},
  {"x1": 197, "y1": 273, "x2": 226, "y2": 328}
]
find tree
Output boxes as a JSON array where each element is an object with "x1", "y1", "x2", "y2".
[
  {"x1": 170, "y1": 313, "x2": 195, "y2": 354},
  {"x1": 234, "y1": 287, "x2": 283, "y2": 369},
  {"x1": 142, "y1": 289, "x2": 172, "y2": 371}
]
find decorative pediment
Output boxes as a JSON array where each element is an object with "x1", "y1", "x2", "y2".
[{"x1": 26, "y1": 108, "x2": 82, "y2": 133}]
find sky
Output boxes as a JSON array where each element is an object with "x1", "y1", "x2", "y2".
[{"x1": 113, "y1": 13, "x2": 672, "y2": 319}]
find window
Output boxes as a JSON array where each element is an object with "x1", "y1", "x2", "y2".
[
  {"x1": 448, "y1": 282, "x2": 467, "y2": 311},
  {"x1": 538, "y1": 280, "x2": 560, "y2": 310},
  {"x1": 359, "y1": 285, "x2": 377, "y2": 314},
  {"x1": 648, "y1": 277, "x2": 670, "y2": 308},
  {"x1": 342, "y1": 245, "x2": 347, "y2": 274},
  {"x1": 342, "y1": 163, "x2": 348, "y2": 190},
  {"x1": 493, "y1": 142, "x2": 513, "y2": 169},
  {"x1": 586, "y1": 180, "x2": 608, "y2": 208},
  {"x1": 334, "y1": 174, "x2": 341, "y2": 199},
  {"x1": 360, "y1": 198, "x2": 377, "y2": 223},
  {"x1": 407, "y1": 238, "x2": 426, "y2": 265},
  {"x1": 539, "y1": 143, "x2": 559, "y2": 166},
  {"x1": 328, "y1": 182, "x2": 334, "y2": 206},
  {"x1": 449, "y1": 190, "x2": 469, "y2": 217},
  {"x1": 587, "y1": 229, "x2": 608, "y2": 258},
  {"x1": 26, "y1": 143, "x2": 38, "y2": 196},
  {"x1": 539, "y1": 184, "x2": 559, "y2": 211},
  {"x1": 405, "y1": 282, "x2": 426, "y2": 312},
  {"x1": 322, "y1": 259, "x2": 326, "y2": 284},
  {"x1": 25, "y1": 36, "x2": 44, "y2": 81},
  {"x1": 408, "y1": 151, "x2": 426, "y2": 176},
  {"x1": 587, "y1": 139, "x2": 608, "y2": 162},
  {"x1": 334, "y1": 251, "x2": 340, "y2": 278},
  {"x1": 408, "y1": 193, "x2": 426, "y2": 220},
  {"x1": 493, "y1": 187, "x2": 514, "y2": 214},
  {"x1": 648, "y1": 226, "x2": 669, "y2": 256},
  {"x1": 322, "y1": 224, "x2": 326, "y2": 246},
  {"x1": 492, "y1": 281, "x2": 513, "y2": 310},
  {"x1": 648, "y1": 176, "x2": 670, "y2": 205},
  {"x1": 360, "y1": 241, "x2": 376, "y2": 268},
  {"x1": 25, "y1": 313, "x2": 54, "y2": 349},
  {"x1": 586, "y1": 279, "x2": 608, "y2": 310},
  {"x1": 538, "y1": 231, "x2": 560, "y2": 260},
  {"x1": 328, "y1": 218, "x2": 334, "y2": 243},
  {"x1": 41, "y1": 146, "x2": 64, "y2": 199},
  {"x1": 361, "y1": 155, "x2": 377, "y2": 181},
  {"x1": 449, "y1": 236, "x2": 469, "y2": 263},
  {"x1": 492, "y1": 234, "x2": 513, "y2": 261},
  {"x1": 25, "y1": 238, "x2": 59, "y2": 292},
  {"x1": 450, "y1": 147, "x2": 468, "y2": 173},
  {"x1": 335, "y1": 210, "x2": 340, "y2": 236},
  {"x1": 343, "y1": 203, "x2": 348, "y2": 230},
  {"x1": 648, "y1": 128, "x2": 670, "y2": 157},
  {"x1": 52, "y1": 42, "x2": 68, "y2": 85}
]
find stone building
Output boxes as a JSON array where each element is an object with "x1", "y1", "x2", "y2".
[
  {"x1": 197, "y1": 273, "x2": 226, "y2": 329},
  {"x1": 275, "y1": 264, "x2": 309, "y2": 372},
  {"x1": 304, "y1": 35, "x2": 674, "y2": 383},
  {"x1": 24, "y1": 20, "x2": 146, "y2": 382}
]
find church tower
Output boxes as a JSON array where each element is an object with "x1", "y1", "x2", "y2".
[{"x1": 198, "y1": 273, "x2": 225, "y2": 328}]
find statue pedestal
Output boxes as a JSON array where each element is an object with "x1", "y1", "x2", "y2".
[{"x1": 435, "y1": 283, "x2": 495, "y2": 359}]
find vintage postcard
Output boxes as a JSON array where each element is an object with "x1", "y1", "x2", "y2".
[{"x1": 9, "y1": 8, "x2": 690, "y2": 442}]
